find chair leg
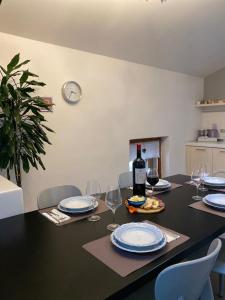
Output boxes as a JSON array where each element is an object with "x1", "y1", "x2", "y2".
[{"x1": 219, "y1": 274, "x2": 225, "y2": 297}]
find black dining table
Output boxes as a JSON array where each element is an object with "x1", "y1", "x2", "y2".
[{"x1": 0, "y1": 174, "x2": 225, "y2": 300}]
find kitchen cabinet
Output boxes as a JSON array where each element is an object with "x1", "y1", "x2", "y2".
[
  {"x1": 212, "y1": 148, "x2": 225, "y2": 177},
  {"x1": 186, "y1": 146, "x2": 212, "y2": 175},
  {"x1": 186, "y1": 143, "x2": 225, "y2": 176}
]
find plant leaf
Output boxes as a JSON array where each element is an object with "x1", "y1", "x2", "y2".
[
  {"x1": 0, "y1": 66, "x2": 7, "y2": 74},
  {"x1": 27, "y1": 71, "x2": 38, "y2": 78},
  {"x1": 21, "y1": 155, "x2": 30, "y2": 173},
  {"x1": 41, "y1": 124, "x2": 55, "y2": 132},
  {"x1": 27, "y1": 80, "x2": 46, "y2": 87},
  {"x1": 20, "y1": 70, "x2": 29, "y2": 86},
  {"x1": 14, "y1": 60, "x2": 30, "y2": 70},
  {"x1": 7, "y1": 53, "x2": 20, "y2": 72},
  {"x1": 8, "y1": 83, "x2": 17, "y2": 99}
]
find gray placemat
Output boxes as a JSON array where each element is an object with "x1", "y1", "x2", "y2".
[
  {"x1": 146, "y1": 182, "x2": 183, "y2": 196},
  {"x1": 189, "y1": 201, "x2": 225, "y2": 218},
  {"x1": 186, "y1": 181, "x2": 225, "y2": 193},
  {"x1": 82, "y1": 221, "x2": 189, "y2": 277},
  {"x1": 129, "y1": 182, "x2": 183, "y2": 196},
  {"x1": 39, "y1": 200, "x2": 109, "y2": 226}
]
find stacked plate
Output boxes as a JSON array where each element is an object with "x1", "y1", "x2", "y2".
[
  {"x1": 203, "y1": 194, "x2": 225, "y2": 211},
  {"x1": 58, "y1": 196, "x2": 97, "y2": 214},
  {"x1": 203, "y1": 176, "x2": 225, "y2": 187},
  {"x1": 146, "y1": 179, "x2": 171, "y2": 190},
  {"x1": 111, "y1": 222, "x2": 167, "y2": 253}
]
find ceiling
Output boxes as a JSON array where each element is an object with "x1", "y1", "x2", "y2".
[{"x1": 1, "y1": 0, "x2": 225, "y2": 77}]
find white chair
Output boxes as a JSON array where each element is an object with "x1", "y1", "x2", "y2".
[
  {"x1": 213, "y1": 170, "x2": 225, "y2": 177},
  {"x1": 155, "y1": 238, "x2": 222, "y2": 300},
  {"x1": 37, "y1": 185, "x2": 82, "y2": 209},
  {"x1": 212, "y1": 170, "x2": 225, "y2": 296},
  {"x1": 118, "y1": 171, "x2": 132, "y2": 189}
]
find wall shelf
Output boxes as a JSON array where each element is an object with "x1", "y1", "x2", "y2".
[{"x1": 196, "y1": 103, "x2": 225, "y2": 112}]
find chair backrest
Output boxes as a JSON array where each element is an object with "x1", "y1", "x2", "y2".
[
  {"x1": 118, "y1": 171, "x2": 132, "y2": 188},
  {"x1": 155, "y1": 238, "x2": 222, "y2": 300},
  {"x1": 213, "y1": 170, "x2": 225, "y2": 177},
  {"x1": 37, "y1": 185, "x2": 82, "y2": 209}
]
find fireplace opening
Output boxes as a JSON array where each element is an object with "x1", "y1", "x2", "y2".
[{"x1": 129, "y1": 137, "x2": 162, "y2": 177}]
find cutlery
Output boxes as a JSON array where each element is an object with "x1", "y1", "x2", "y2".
[
  {"x1": 42, "y1": 212, "x2": 59, "y2": 224},
  {"x1": 50, "y1": 209, "x2": 70, "y2": 221},
  {"x1": 49, "y1": 212, "x2": 62, "y2": 223},
  {"x1": 163, "y1": 231, "x2": 180, "y2": 243}
]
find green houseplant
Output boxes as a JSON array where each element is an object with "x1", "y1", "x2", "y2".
[{"x1": 0, "y1": 53, "x2": 54, "y2": 187}]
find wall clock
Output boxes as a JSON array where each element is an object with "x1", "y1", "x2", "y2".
[{"x1": 62, "y1": 81, "x2": 82, "y2": 103}]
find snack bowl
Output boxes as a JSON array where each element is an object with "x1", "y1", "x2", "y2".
[{"x1": 128, "y1": 195, "x2": 146, "y2": 207}]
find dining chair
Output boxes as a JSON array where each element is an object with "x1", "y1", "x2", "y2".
[
  {"x1": 211, "y1": 169, "x2": 225, "y2": 296},
  {"x1": 155, "y1": 238, "x2": 222, "y2": 300},
  {"x1": 118, "y1": 171, "x2": 132, "y2": 188},
  {"x1": 37, "y1": 185, "x2": 82, "y2": 209},
  {"x1": 213, "y1": 170, "x2": 225, "y2": 177}
]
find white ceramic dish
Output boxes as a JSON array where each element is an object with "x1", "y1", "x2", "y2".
[
  {"x1": 204, "y1": 177, "x2": 225, "y2": 186},
  {"x1": 203, "y1": 194, "x2": 225, "y2": 208},
  {"x1": 146, "y1": 179, "x2": 171, "y2": 190},
  {"x1": 58, "y1": 196, "x2": 98, "y2": 214},
  {"x1": 111, "y1": 232, "x2": 166, "y2": 253},
  {"x1": 60, "y1": 196, "x2": 95, "y2": 211},
  {"x1": 202, "y1": 197, "x2": 225, "y2": 211},
  {"x1": 113, "y1": 222, "x2": 164, "y2": 249},
  {"x1": 58, "y1": 202, "x2": 98, "y2": 214}
]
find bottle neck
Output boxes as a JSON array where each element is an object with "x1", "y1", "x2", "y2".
[{"x1": 137, "y1": 144, "x2": 142, "y2": 158}]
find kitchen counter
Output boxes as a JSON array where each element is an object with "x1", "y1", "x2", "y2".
[
  {"x1": 186, "y1": 141, "x2": 225, "y2": 149},
  {"x1": 0, "y1": 175, "x2": 23, "y2": 219}
]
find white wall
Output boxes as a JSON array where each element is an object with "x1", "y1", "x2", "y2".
[
  {"x1": 204, "y1": 67, "x2": 225, "y2": 99},
  {"x1": 201, "y1": 112, "x2": 225, "y2": 132},
  {"x1": 0, "y1": 32, "x2": 203, "y2": 212},
  {"x1": 202, "y1": 67, "x2": 225, "y2": 131}
]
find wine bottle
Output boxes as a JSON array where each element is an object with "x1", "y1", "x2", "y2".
[{"x1": 132, "y1": 144, "x2": 146, "y2": 196}]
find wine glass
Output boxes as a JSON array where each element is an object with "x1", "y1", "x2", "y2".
[
  {"x1": 146, "y1": 168, "x2": 159, "y2": 196},
  {"x1": 191, "y1": 169, "x2": 202, "y2": 201},
  {"x1": 86, "y1": 180, "x2": 101, "y2": 222},
  {"x1": 199, "y1": 165, "x2": 208, "y2": 192},
  {"x1": 105, "y1": 185, "x2": 122, "y2": 231}
]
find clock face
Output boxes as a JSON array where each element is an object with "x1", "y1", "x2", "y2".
[{"x1": 62, "y1": 81, "x2": 82, "y2": 103}]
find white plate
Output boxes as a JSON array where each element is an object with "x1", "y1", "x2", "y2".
[
  {"x1": 203, "y1": 194, "x2": 225, "y2": 208},
  {"x1": 113, "y1": 222, "x2": 164, "y2": 248},
  {"x1": 146, "y1": 179, "x2": 171, "y2": 190},
  {"x1": 202, "y1": 198, "x2": 225, "y2": 211},
  {"x1": 111, "y1": 232, "x2": 166, "y2": 253},
  {"x1": 204, "y1": 177, "x2": 225, "y2": 186},
  {"x1": 58, "y1": 201, "x2": 98, "y2": 214},
  {"x1": 60, "y1": 196, "x2": 94, "y2": 211}
]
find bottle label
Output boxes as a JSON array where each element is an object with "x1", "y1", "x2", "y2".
[{"x1": 135, "y1": 168, "x2": 146, "y2": 184}]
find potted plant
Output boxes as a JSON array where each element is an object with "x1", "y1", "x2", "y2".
[{"x1": 0, "y1": 53, "x2": 54, "y2": 187}]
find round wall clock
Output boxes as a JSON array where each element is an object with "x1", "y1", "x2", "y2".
[{"x1": 62, "y1": 81, "x2": 82, "y2": 103}]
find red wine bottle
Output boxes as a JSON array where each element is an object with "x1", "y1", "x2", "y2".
[{"x1": 132, "y1": 144, "x2": 146, "y2": 196}]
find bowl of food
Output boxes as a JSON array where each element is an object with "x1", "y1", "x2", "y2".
[{"x1": 128, "y1": 195, "x2": 146, "y2": 207}]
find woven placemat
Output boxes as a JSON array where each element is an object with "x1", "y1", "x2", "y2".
[
  {"x1": 146, "y1": 182, "x2": 183, "y2": 196},
  {"x1": 186, "y1": 181, "x2": 225, "y2": 193},
  {"x1": 39, "y1": 200, "x2": 109, "y2": 226},
  {"x1": 82, "y1": 221, "x2": 189, "y2": 277},
  {"x1": 129, "y1": 182, "x2": 183, "y2": 196},
  {"x1": 189, "y1": 201, "x2": 225, "y2": 218}
]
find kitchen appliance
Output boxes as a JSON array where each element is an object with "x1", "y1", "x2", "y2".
[
  {"x1": 197, "y1": 136, "x2": 218, "y2": 142},
  {"x1": 220, "y1": 129, "x2": 225, "y2": 141}
]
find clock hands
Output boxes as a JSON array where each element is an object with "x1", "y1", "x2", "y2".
[{"x1": 69, "y1": 90, "x2": 77, "y2": 99}]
